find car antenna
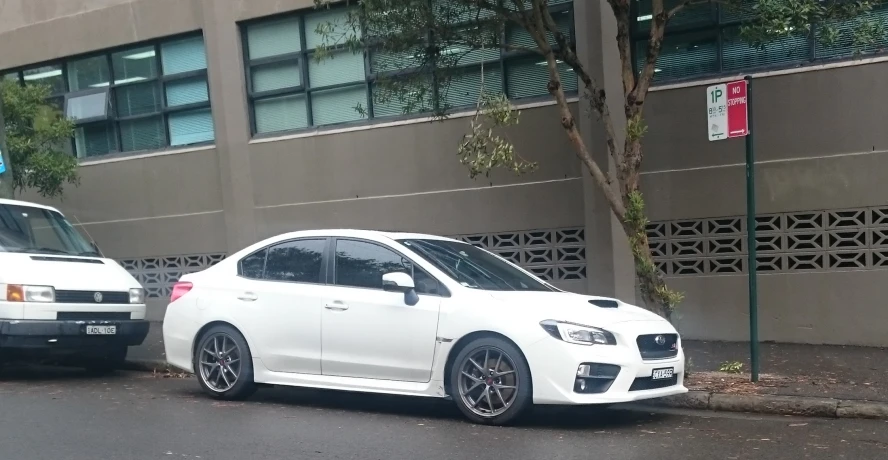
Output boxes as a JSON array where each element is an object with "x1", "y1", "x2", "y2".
[{"x1": 71, "y1": 213, "x2": 102, "y2": 256}]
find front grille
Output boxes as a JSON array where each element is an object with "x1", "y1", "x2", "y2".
[
  {"x1": 629, "y1": 375, "x2": 679, "y2": 391},
  {"x1": 55, "y1": 290, "x2": 129, "y2": 304},
  {"x1": 57, "y1": 312, "x2": 132, "y2": 321},
  {"x1": 636, "y1": 334, "x2": 679, "y2": 360}
]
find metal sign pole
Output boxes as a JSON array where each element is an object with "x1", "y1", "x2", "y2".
[{"x1": 744, "y1": 75, "x2": 759, "y2": 382}]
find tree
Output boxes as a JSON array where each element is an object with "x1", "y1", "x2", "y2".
[
  {"x1": 0, "y1": 81, "x2": 77, "y2": 199},
  {"x1": 315, "y1": 0, "x2": 885, "y2": 319}
]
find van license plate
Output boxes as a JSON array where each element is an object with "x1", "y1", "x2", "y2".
[
  {"x1": 652, "y1": 368, "x2": 674, "y2": 380},
  {"x1": 86, "y1": 325, "x2": 117, "y2": 335}
]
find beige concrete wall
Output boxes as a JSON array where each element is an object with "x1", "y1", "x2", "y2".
[{"x1": 640, "y1": 62, "x2": 888, "y2": 346}]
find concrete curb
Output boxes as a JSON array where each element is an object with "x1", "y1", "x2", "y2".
[{"x1": 639, "y1": 390, "x2": 888, "y2": 420}]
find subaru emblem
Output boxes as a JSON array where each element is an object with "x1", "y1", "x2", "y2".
[
  {"x1": 654, "y1": 335, "x2": 666, "y2": 346},
  {"x1": 93, "y1": 292, "x2": 103, "y2": 303}
]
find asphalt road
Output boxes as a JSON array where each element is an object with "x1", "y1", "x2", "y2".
[{"x1": 1, "y1": 367, "x2": 887, "y2": 460}]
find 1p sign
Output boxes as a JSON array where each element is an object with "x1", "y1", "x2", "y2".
[{"x1": 707, "y1": 80, "x2": 749, "y2": 141}]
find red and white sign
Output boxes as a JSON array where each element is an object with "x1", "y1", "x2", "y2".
[{"x1": 706, "y1": 80, "x2": 749, "y2": 141}]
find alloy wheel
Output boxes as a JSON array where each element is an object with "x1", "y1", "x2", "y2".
[
  {"x1": 457, "y1": 346, "x2": 520, "y2": 418},
  {"x1": 198, "y1": 333, "x2": 242, "y2": 393}
]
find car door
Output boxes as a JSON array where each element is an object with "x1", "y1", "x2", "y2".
[
  {"x1": 321, "y1": 238, "x2": 442, "y2": 383},
  {"x1": 232, "y1": 237, "x2": 329, "y2": 375}
]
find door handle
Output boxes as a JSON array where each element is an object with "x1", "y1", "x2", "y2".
[
  {"x1": 325, "y1": 301, "x2": 349, "y2": 311},
  {"x1": 237, "y1": 292, "x2": 258, "y2": 302}
]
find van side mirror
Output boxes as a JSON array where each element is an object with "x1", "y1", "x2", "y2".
[{"x1": 382, "y1": 272, "x2": 419, "y2": 306}]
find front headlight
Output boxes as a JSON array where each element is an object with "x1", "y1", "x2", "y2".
[
  {"x1": 6, "y1": 285, "x2": 55, "y2": 303},
  {"x1": 540, "y1": 320, "x2": 616, "y2": 346},
  {"x1": 129, "y1": 288, "x2": 145, "y2": 304}
]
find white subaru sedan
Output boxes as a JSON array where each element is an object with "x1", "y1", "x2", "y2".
[{"x1": 163, "y1": 230, "x2": 686, "y2": 425}]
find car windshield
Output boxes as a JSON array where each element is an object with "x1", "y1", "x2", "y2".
[
  {"x1": 0, "y1": 203, "x2": 97, "y2": 256},
  {"x1": 397, "y1": 239, "x2": 554, "y2": 292}
]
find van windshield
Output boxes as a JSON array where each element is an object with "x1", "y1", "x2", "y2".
[{"x1": 0, "y1": 203, "x2": 98, "y2": 257}]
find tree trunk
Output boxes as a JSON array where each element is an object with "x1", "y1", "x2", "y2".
[{"x1": 0, "y1": 96, "x2": 13, "y2": 199}]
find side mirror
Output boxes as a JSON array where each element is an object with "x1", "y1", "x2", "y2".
[
  {"x1": 382, "y1": 272, "x2": 419, "y2": 306},
  {"x1": 383, "y1": 272, "x2": 415, "y2": 293}
]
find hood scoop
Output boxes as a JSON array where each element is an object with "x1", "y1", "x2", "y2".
[
  {"x1": 30, "y1": 255, "x2": 104, "y2": 264},
  {"x1": 589, "y1": 299, "x2": 618, "y2": 308}
]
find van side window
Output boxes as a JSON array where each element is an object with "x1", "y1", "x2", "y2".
[{"x1": 239, "y1": 249, "x2": 267, "y2": 279}]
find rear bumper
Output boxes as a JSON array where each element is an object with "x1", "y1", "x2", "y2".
[{"x1": 0, "y1": 320, "x2": 150, "y2": 349}]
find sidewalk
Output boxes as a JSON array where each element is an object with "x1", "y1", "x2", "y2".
[{"x1": 683, "y1": 340, "x2": 888, "y2": 402}]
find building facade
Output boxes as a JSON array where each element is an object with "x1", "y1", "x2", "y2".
[{"x1": 5, "y1": 0, "x2": 888, "y2": 346}]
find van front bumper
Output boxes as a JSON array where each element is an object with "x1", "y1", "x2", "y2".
[{"x1": 0, "y1": 320, "x2": 150, "y2": 349}]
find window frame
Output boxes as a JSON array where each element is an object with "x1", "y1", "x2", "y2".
[
  {"x1": 0, "y1": 31, "x2": 214, "y2": 160},
  {"x1": 240, "y1": 0, "x2": 578, "y2": 137},
  {"x1": 328, "y1": 237, "x2": 450, "y2": 297},
  {"x1": 237, "y1": 237, "x2": 332, "y2": 285},
  {"x1": 632, "y1": 0, "x2": 888, "y2": 84},
  {"x1": 64, "y1": 87, "x2": 111, "y2": 125}
]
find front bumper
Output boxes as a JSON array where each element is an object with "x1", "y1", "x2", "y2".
[
  {"x1": 525, "y1": 322, "x2": 687, "y2": 405},
  {"x1": 0, "y1": 320, "x2": 150, "y2": 349}
]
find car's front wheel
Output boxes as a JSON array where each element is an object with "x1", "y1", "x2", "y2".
[
  {"x1": 450, "y1": 336, "x2": 532, "y2": 425},
  {"x1": 194, "y1": 325, "x2": 256, "y2": 400}
]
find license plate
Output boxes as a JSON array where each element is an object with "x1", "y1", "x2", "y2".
[
  {"x1": 86, "y1": 325, "x2": 117, "y2": 335},
  {"x1": 652, "y1": 367, "x2": 674, "y2": 380}
]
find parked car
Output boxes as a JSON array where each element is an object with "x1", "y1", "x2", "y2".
[
  {"x1": 0, "y1": 198, "x2": 149, "y2": 372},
  {"x1": 163, "y1": 229, "x2": 686, "y2": 425}
]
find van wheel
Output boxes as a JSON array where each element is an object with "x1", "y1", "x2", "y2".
[
  {"x1": 84, "y1": 346, "x2": 127, "y2": 375},
  {"x1": 450, "y1": 337, "x2": 532, "y2": 425},
  {"x1": 194, "y1": 325, "x2": 256, "y2": 400}
]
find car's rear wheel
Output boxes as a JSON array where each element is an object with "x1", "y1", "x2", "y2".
[
  {"x1": 194, "y1": 325, "x2": 256, "y2": 400},
  {"x1": 450, "y1": 336, "x2": 532, "y2": 425}
]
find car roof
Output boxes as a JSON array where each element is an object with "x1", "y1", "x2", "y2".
[
  {"x1": 0, "y1": 198, "x2": 61, "y2": 214},
  {"x1": 268, "y1": 229, "x2": 462, "y2": 243}
]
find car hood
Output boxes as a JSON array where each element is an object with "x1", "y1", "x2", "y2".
[
  {"x1": 0, "y1": 253, "x2": 141, "y2": 291},
  {"x1": 487, "y1": 290, "x2": 669, "y2": 328}
]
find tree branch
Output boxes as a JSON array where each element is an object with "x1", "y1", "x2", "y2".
[
  {"x1": 529, "y1": 0, "x2": 626, "y2": 218},
  {"x1": 605, "y1": 0, "x2": 635, "y2": 98},
  {"x1": 537, "y1": 2, "x2": 622, "y2": 172},
  {"x1": 628, "y1": 0, "x2": 666, "y2": 116}
]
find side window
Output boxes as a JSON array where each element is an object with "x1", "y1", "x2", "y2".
[
  {"x1": 413, "y1": 266, "x2": 440, "y2": 296},
  {"x1": 265, "y1": 239, "x2": 326, "y2": 283},
  {"x1": 334, "y1": 240, "x2": 409, "y2": 289},
  {"x1": 239, "y1": 249, "x2": 267, "y2": 279}
]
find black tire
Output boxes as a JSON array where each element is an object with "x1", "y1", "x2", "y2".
[
  {"x1": 194, "y1": 324, "x2": 256, "y2": 401},
  {"x1": 449, "y1": 336, "x2": 533, "y2": 426},
  {"x1": 84, "y1": 346, "x2": 127, "y2": 375}
]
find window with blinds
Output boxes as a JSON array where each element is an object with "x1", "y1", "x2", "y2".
[
  {"x1": 242, "y1": 1, "x2": 578, "y2": 135},
  {"x1": 2, "y1": 33, "x2": 215, "y2": 159},
  {"x1": 634, "y1": 0, "x2": 888, "y2": 83},
  {"x1": 244, "y1": 7, "x2": 369, "y2": 134}
]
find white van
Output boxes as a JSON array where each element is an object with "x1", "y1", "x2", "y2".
[{"x1": 0, "y1": 198, "x2": 148, "y2": 372}]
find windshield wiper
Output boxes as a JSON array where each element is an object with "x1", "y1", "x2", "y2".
[
  {"x1": 16, "y1": 247, "x2": 75, "y2": 256},
  {"x1": 77, "y1": 250, "x2": 102, "y2": 257}
]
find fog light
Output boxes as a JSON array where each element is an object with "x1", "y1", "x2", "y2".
[
  {"x1": 577, "y1": 364, "x2": 590, "y2": 376},
  {"x1": 576, "y1": 378, "x2": 586, "y2": 391}
]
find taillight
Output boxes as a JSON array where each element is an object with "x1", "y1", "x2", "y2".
[{"x1": 170, "y1": 282, "x2": 193, "y2": 302}]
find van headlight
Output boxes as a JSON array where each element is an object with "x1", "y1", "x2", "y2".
[
  {"x1": 6, "y1": 285, "x2": 55, "y2": 303},
  {"x1": 540, "y1": 320, "x2": 617, "y2": 346},
  {"x1": 129, "y1": 288, "x2": 145, "y2": 304}
]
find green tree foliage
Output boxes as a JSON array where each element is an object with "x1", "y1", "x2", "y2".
[
  {"x1": 314, "y1": 0, "x2": 885, "y2": 320},
  {"x1": 0, "y1": 81, "x2": 77, "y2": 199}
]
